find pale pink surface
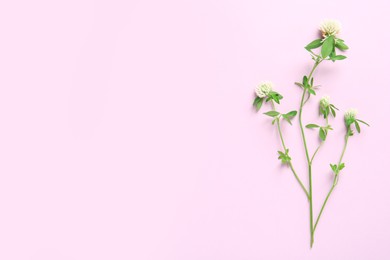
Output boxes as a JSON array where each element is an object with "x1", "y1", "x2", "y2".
[{"x1": 0, "y1": 0, "x2": 389, "y2": 259}]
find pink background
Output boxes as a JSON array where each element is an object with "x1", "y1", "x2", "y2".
[{"x1": 1, "y1": 0, "x2": 389, "y2": 259}]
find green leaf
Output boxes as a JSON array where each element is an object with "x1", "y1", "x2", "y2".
[
  {"x1": 321, "y1": 36, "x2": 334, "y2": 58},
  {"x1": 295, "y1": 82, "x2": 304, "y2": 88},
  {"x1": 338, "y1": 163, "x2": 345, "y2": 171},
  {"x1": 331, "y1": 55, "x2": 347, "y2": 60},
  {"x1": 306, "y1": 124, "x2": 320, "y2": 128},
  {"x1": 319, "y1": 127, "x2": 327, "y2": 141},
  {"x1": 321, "y1": 106, "x2": 330, "y2": 118},
  {"x1": 329, "y1": 50, "x2": 337, "y2": 62},
  {"x1": 325, "y1": 125, "x2": 333, "y2": 130},
  {"x1": 277, "y1": 149, "x2": 291, "y2": 164},
  {"x1": 305, "y1": 39, "x2": 323, "y2": 50},
  {"x1": 281, "y1": 111, "x2": 297, "y2": 125},
  {"x1": 256, "y1": 98, "x2": 264, "y2": 111},
  {"x1": 330, "y1": 164, "x2": 338, "y2": 173},
  {"x1": 264, "y1": 111, "x2": 280, "y2": 117},
  {"x1": 253, "y1": 97, "x2": 264, "y2": 111},
  {"x1": 356, "y1": 119, "x2": 370, "y2": 126},
  {"x1": 308, "y1": 88, "x2": 316, "y2": 95},
  {"x1": 355, "y1": 121, "x2": 361, "y2": 133},
  {"x1": 319, "y1": 106, "x2": 325, "y2": 116},
  {"x1": 346, "y1": 118, "x2": 355, "y2": 127},
  {"x1": 330, "y1": 106, "x2": 336, "y2": 117},
  {"x1": 335, "y1": 40, "x2": 349, "y2": 51},
  {"x1": 303, "y1": 76, "x2": 309, "y2": 88},
  {"x1": 285, "y1": 110, "x2": 297, "y2": 118},
  {"x1": 282, "y1": 115, "x2": 292, "y2": 125},
  {"x1": 268, "y1": 91, "x2": 283, "y2": 104}
]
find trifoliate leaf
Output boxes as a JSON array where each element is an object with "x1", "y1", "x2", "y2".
[
  {"x1": 268, "y1": 91, "x2": 283, "y2": 104},
  {"x1": 321, "y1": 36, "x2": 334, "y2": 58},
  {"x1": 305, "y1": 39, "x2": 323, "y2": 50},
  {"x1": 281, "y1": 111, "x2": 297, "y2": 125},
  {"x1": 277, "y1": 150, "x2": 291, "y2": 164},
  {"x1": 306, "y1": 124, "x2": 320, "y2": 128}
]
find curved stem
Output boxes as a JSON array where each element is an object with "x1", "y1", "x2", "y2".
[
  {"x1": 313, "y1": 132, "x2": 350, "y2": 233},
  {"x1": 271, "y1": 101, "x2": 309, "y2": 199},
  {"x1": 313, "y1": 176, "x2": 337, "y2": 232},
  {"x1": 310, "y1": 143, "x2": 322, "y2": 164}
]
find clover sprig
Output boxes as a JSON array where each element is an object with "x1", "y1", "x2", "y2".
[{"x1": 252, "y1": 19, "x2": 369, "y2": 248}]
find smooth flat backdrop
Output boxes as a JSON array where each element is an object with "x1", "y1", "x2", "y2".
[{"x1": 0, "y1": 0, "x2": 389, "y2": 259}]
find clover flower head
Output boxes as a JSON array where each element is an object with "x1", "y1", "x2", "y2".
[
  {"x1": 319, "y1": 19, "x2": 341, "y2": 37},
  {"x1": 344, "y1": 108, "x2": 357, "y2": 121},
  {"x1": 320, "y1": 95, "x2": 330, "y2": 108},
  {"x1": 255, "y1": 81, "x2": 273, "y2": 98}
]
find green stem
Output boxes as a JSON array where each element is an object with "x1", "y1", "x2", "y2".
[
  {"x1": 313, "y1": 177, "x2": 337, "y2": 232},
  {"x1": 271, "y1": 101, "x2": 309, "y2": 199},
  {"x1": 313, "y1": 132, "x2": 350, "y2": 233},
  {"x1": 310, "y1": 144, "x2": 322, "y2": 164},
  {"x1": 338, "y1": 133, "x2": 350, "y2": 165},
  {"x1": 308, "y1": 163, "x2": 314, "y2": 248},
  {"x1": 299, "y1": 88, "x2": 311, "y2": 163},
  {"x1": 298, "y1": 59, "x2": 322, "y2": 248}
]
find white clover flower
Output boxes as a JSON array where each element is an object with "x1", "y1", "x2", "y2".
[
  {"x1": 320, "y1": 95, "x2": 330, "y2": 108},
  {"x1": 344, "y1": 108, "x2": 357, "y2": 121},
  {"x1": 319, "y1": 19, "x2": 341, "y2": 37},
  {"x1": 255, "y1": 81, "x2": 273, "y2": 98}
]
